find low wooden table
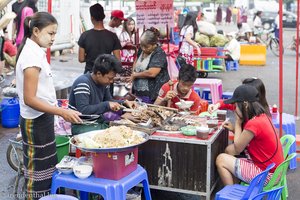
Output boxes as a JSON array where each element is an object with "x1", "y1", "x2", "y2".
[{"x1": 139, "y1": 128, "x2": 228, "y2": 200}]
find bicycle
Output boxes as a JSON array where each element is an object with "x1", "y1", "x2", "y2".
[{"x1": 255, "y1": 28, "x2": 280, "y2": 57}]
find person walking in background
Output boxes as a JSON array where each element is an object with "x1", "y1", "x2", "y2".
[
  {"x1": 179, "y1": 12, "x2": 201, "y2": 65},
  {"x1": 15, "y1": 0, "x2": 38, "y2": 47},
  {"x1": 225, "y1": 6, "x2": 232, "y2": 25},
  {"x1": 216, "y1": 5, "x2": 223, "y2": 25},
  {"x1": 16, "y1": 12, "x2": 81, "y2": 199},
  {"x1": 232, "y1": 6, "x2": 238, "y2": 24},
  {"x1": 118, "y1": 17, "x2": 136, "y2": 77},
  {"x1": 11, "y1": 0, "x2": 24, "y2": 42},
  {"x1": 78, "y1": 3, "x2": 121, "y2": 74}
]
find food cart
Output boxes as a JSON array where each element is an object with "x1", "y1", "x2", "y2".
[{"x1": 139, "y1": 128, "x2": 228, "y2": 200}]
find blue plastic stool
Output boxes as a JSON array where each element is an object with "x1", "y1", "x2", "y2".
[
  {"x1": 39, "y1": 194, "x2": 78, "y2": 200},
  {"x1": 50, "y1": 165, "x2": 152, "y2": 200},
  {"x1": 222, "y1": 92, "x2": 233, "y2": 100},
  {"x1": 202, "y1": 88, "x2": 212, "y2": 103},
  {"x1": 225, "y1": 60, "x2": 239, "y2": 71}
]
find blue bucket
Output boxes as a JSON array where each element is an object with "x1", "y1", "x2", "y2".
[{"x1": 1, "y1": 98, "x2": 20, "y2": 128}]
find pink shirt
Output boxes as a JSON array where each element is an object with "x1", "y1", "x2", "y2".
[{"x1": 16, "y1": 7, "x2": 34, "y2": 46}]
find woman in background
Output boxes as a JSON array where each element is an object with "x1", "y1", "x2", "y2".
[
  {"x1": 118, "y1": 17, "x2": 136, "y2": 77},
  {"x1": 179, "y1": 12, "x2": 201, "y2": 65},
  {"x1": 131, "y1": 28, "x2": 170, "y2": 103},
  {"x1": 15, "y1": 0, "x2": 38, "y2": 47}
]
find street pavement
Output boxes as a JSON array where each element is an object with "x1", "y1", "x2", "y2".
[{"x1": 0, "y1": 23, "x2": 299, "y2": 199}]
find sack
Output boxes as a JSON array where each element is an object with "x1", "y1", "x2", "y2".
[
  {"x1": 167, "y1": 55, "x2": 179, "y2": 80},
  {"x1": 197, "y1": 21, "x2": 217, "y2": 36}
]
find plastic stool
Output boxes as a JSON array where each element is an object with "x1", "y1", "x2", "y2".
[
  {"x1": 202, "y1": 88, "x2": 212, "y2": 103},
  {"x1": 226, "y1": 60, "x2": 239, "y2": 71},
  {"x1": 50, "y1": 165, "x2": 151, "y2": 200},
  {"x1": 222, "y1": 91, "x2": 233, "y2": 100},
  {"x1": 39, "y1": 194, "x2": 78, "y2": 200}
]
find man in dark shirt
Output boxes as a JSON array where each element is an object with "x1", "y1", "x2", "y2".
[
  {"x1": 69, "y1": 54, "x2": 137, "y2": 135},
  {"x1": 78, "y1": 3, "x2": 122, "y2": 74},
  {"x1": 11, "y1": 0, "x2": 24, "y2": 41},
  {"x1": 69, "y1": 54, "x2": 136, "y2": 115}
]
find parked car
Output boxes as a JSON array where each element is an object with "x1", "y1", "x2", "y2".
[{"x1": 261, "y1": 11, "x2": 297, "y2": 29}]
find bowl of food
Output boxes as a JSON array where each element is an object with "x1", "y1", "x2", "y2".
[
  {"x1": 207, "y1": 120, "x2": 218, "y2": 129},
  {"x1": 196, "y1": 126, "x2": 210, "y2": 139},
  {"x1": 175, "y1": 100, "x2": 194, "y2": 109},
  {"x1": 180, "y1": 125, "x2": 197, "y2": 136},
  {"x1": 73, "y1": 165, "x2": 93, "y2": 179}
]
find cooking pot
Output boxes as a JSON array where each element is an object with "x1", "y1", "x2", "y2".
[{"x1": 113, "y1": 83, "x2": 131, "y2": 97}]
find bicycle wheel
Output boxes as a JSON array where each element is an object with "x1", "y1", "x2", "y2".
[
  {"x1": 6, "y1": 137, "x2": 23, "y2": 172},
  {"x1": 270, "y1": 38, "x2": 281, "y2": 57}
]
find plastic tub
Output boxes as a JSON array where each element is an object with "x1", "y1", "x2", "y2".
[
  {"x1": 55, "y1": 136, "x2": 70, "y2": 162},
  {"x1": 92, "y1": 147, "x2": 138, "y2": 180},
  {"x1": 1, "y1": 97, "x2": 20, "y2": 128}
]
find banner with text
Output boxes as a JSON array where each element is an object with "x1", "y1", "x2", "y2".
[{"x1": 135, "y1": 0, "x2": 174, "y2": 28}]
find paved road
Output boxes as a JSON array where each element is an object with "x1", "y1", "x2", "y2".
[{"x1": 0, "y1": 24, "x2": 299, "y2": 200}]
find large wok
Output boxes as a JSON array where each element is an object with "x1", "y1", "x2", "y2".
[{"x1": 70, "y1": 129, "x2": 149, "y2": 153}]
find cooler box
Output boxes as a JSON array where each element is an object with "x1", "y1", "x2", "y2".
[
  {"x1": 240, "y1": 44, "x2": 266, "y2": 66},
  {"x1": 92, "y1": 147, "x2": 138, "y2": 180}
]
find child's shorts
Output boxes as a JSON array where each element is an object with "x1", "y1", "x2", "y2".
[{"x1": 234, "y1": 158, "x2": 273, "y2": 185}]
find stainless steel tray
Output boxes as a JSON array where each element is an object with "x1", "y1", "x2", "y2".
[{"x1": 70, "y1": 130, "x2": 149, "y2": 153}]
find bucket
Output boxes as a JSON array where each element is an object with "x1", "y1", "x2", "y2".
[
  {"x1": 55, "y1": 135, "x2": 70, "y2": 162},
  {"x1": 1, "y1": 97, "x2": 20, "y2": 128},
  {"x1": 39, "y1": 194, "x2": 78, "y2": 200}
]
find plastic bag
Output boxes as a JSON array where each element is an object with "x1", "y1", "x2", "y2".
[
  {"x1": 197, "y1": 21, "x2": 217, "y2": 36},
  {"x1": 167, "y1": 55, "x2": 179, "y2": 80}
]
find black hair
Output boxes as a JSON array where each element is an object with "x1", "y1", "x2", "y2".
[
  {"x1": 178, "y1": 64, "x2": 197, "y2": 83},
  {"x1": 123, "y1": 17, "x2": 135, "y2": 38},
  {"x1": 16, "y1": 12, "x2": 57, "y2": 62},
  {"x1": 181, "y1": 12, "x2": 198, "y2": 40},
  {"x1": 253, "y1": 11, "x2": 262, "y2": 21},
  {"x1": 242, "y1": 77, "x2": 271, "y2": 116},
  {"x1": 93, "y1": 54, "x2": 122, "y2": 75},
  {"x1": 140, "y1": 27, "x2": 160, "y2": 45},
  {"x1": 237, "y1": 23, "x2": 242, "y2": 29},
  {"x1": 90, "y1": 3, "x2": 105, "y2": 21},
  {"x1": 236, "y1": 101, "x2": 266, "y2": 124},
  {"x1": 16, "y1": 0, "x2": 38, "y2": 35}
]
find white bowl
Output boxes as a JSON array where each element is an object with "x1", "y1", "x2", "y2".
[
  {"x1": 73, "y1": 165, "x2": 93, "y2": 179},
  {"x1": 175, "y1": 101, "x2": 194, "y2": 109},
  {"x1": 56, "y1": 164, "x2": 73, "y2": 175}
]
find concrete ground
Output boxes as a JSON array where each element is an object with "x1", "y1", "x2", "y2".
[{"x1": 0, "y1": 24, "x2": 299, "y2": 199}]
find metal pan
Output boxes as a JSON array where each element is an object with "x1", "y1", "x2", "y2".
[{"x1": 70, "y1": 129, "x2": 149, "y2": 153}]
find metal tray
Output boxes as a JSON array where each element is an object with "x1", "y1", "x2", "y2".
[{"x1": 70, "y1": 130, "x2": 149, "y2": 153}]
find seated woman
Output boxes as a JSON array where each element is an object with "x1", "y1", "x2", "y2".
[
  {"x1": 131, "y1": 27, "x2": 170, "y2": 104},
  {"x1": 216, "y1": 84, "x2": 284, "y2": 185},
  {"x1": 154, "y1": 64, "x2": 202, "y2": 113},
  {"x1": 69, "y1": 54, "x2": 137, "y2": 135}
]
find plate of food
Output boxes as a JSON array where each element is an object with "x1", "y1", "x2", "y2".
[{"x1": 70, "y1": 125, "x2": 149, "y2": 152}]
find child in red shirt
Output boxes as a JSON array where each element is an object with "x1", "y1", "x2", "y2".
[{"x1": 154, "y1": 64, "x2": 202, "y2": 112}]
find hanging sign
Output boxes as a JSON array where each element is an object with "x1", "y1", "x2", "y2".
[{"x1": 135, "y1": 0, "x2": 174, "y2": 28}]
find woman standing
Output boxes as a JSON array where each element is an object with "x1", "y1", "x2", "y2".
[
  {"x1": 118, "y1": 17, "x2": 136, "y2": 77},
  {"x1": 16, "y1": 12, "x2": 81, "y2": 199},
  {"x1": 15, "y1": 0, "x2": 38, "y2": 47},
  {"x1": 179, "y1": 12, "x2": 200, "y2": 65},
  {"x1": 131, "y1": 28, "x2": 170, "y2": 103}
]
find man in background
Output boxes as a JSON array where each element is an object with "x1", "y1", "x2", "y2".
[{"x1": 106, "y1": 10, "x2": 127, "y2": 36}]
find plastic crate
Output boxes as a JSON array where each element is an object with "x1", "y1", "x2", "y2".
[{"x1": 92, "y1": 147, "x2": 138, "y2": 180}]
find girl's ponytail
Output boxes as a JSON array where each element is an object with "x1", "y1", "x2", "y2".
[{"x1": 16, "y1": 16, "x2": 33, "y2": 62}]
